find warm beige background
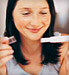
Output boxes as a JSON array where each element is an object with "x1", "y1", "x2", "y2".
[{"x1": 0, "y1": 0, "x2": 69, "y2": 36}]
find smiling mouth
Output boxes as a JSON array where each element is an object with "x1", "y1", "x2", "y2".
[{"x1": 27, "y1": 27, "x2": 42, "y2": 33}]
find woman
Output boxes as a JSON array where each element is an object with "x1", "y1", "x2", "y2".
[{"x1": 0, "y1": 0, "x2": 69, "y2": 75}]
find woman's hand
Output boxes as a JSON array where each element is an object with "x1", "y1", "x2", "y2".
[
  {"x1": 61, "y1": 33, "x2": 69, "y2": 75},
  {"x1": 65, "y1": 43, "x2": 69, "y2": 75},
  {"x1": 0, "y1": 37, "x2": 14, "y2": 75},
  {"x1": 59, "y1": 33, "x2": 69, "y2": 75}
]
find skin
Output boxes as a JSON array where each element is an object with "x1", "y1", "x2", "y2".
[
  {"x1": 0, "y1": 37, "x2": 14, "y2": 75},
  {"x1": 0, "y1": 0, "x2": 69, "y2": 75},
  {"x1": 12, "y1": 0, "x2": 51, "y2": 41},
  {"x1": 59, "y1": 34, "x2": 69, "y2": 75}
]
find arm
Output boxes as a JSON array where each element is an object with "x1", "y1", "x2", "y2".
[{"x1": 59, "y1": 33, "x2": 69, "y2": 75}]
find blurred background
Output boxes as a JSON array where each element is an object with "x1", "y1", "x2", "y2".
[{"x1": 0, "y1": 0, "x2": 69, "y2": 36}]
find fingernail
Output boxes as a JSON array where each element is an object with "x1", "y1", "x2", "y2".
[
  {"x1": 10, "y1": 50, "x2": 14, "y2": 53},
  {"x1": 4, "y1": 37, "x2": 9, "y2": 40},
  {"x1": 10, "y1": 55, "x2": 14, "y2": 58}
]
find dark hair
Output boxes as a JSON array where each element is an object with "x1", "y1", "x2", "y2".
[{"x1": 5, "y1": 0, "x2": 61, "y2": 65}]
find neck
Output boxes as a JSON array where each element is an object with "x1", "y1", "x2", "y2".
[{"x1": 20, "y1": 34, "x2": 42, "y2": 56}]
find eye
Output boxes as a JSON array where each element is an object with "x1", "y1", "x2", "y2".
[
  {"x1": 40, "y1": 12, "x2": 47, "y2": 15},
  {"x1": 22, "y1": 12, "x2": 30, "y2": 15},
  {"x1": 40, "y1": 11, "x2": 47, "y2": 15},
  {"x1": 22, "y1": 11, "x2": 30, "y2": 15}
]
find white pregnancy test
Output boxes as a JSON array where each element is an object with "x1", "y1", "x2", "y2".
[
  {"x1": 0, "y1": 35, "x2": 17, "y2": 44},
  {"x1": 41, "y1": 36, "x2": 69, "y2": 43},
  {"x1": 8, "y1": 36, "x2": 17, "y2": 44}
]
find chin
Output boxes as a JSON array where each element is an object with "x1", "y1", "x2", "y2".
[{"x1": 28, "y1": 36, "x2": 41, "y2": 41}]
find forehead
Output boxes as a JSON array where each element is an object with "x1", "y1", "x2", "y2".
[{"x1": 16, "y1": 0, "x2": 49, "y2": 8}]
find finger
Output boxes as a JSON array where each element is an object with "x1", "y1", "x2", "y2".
[
  {"x1": 0, "y1": 55, "x2": 13, "y2": 67},
  {"x1": 65, "y1": 50, "x2": 69, "y2": 74},
  {"x1": 0, "y1": 64, "x2": 6, "y2": 74},
  {"x1": 0, "y1": 37, "x2": 9, "y2": 44},
  {"x1": 0, "y1": 44, "x2": 12, "y2": 50},
  {"x1": 0, "y1": 50, "x2": 14, "y2": 58}
]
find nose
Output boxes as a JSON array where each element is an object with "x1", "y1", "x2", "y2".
[{"x1": 30, "y1": 14, "x2": 40, "y2": 27}]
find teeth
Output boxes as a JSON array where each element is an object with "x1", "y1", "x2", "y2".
[{"x1": 27, "y1": 27, "x2": 42, "y2": 30}]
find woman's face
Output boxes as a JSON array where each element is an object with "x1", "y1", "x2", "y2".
[{"x1": 12, "y1": 0, "x2": 51, "y2": 41}]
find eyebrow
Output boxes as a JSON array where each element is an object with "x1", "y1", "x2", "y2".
[
  {"x1": 41, "y1": 7, "x2": 49, "y2": 9},
  {"x1": 19, "y1": 8, "x2": 31, "y2": 10},
  {"x1": 19, "y1": 7, "x2": 49, "y2": 10}
]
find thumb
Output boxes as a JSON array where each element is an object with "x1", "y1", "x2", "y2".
[
  {"x1": 0, "y1": 64, "x2": 6, "y2": 75},
  {"x1": 65, "y1": 50, "x2": 69, "y2": 75}
]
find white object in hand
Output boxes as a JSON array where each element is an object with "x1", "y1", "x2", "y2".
[
  {"x1": 0, "y1": 35, "x2": 17, "y2": 44},
  {"x1": 8, "y1": 36, "x2": 17, "y2": 44},
  {"x1": 41, "y1": 36, "x2": 69, "y2": 43}
]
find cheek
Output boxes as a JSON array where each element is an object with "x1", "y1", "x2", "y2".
[
  {"x1": 13, "y1": 15, "x2": 27, "y2": 30},
  {"x1": 41, "y1": 15, "x2": 51, "y2": 33},
  {"x1": 46, "y1": 17, "x2": 51, "y2": 26},
  {"x1": 13, "y1": 16, "x2": 31, "y2": 29},
  {"x1": 46, "y1": 14, "x2": 51, "y2": 24},
  {"x1": 13, "y1": 11, "x2": 28, "y2": 29},
  {"x1": 42, "y1": 15, "x2": 51, "y2": 27}
]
